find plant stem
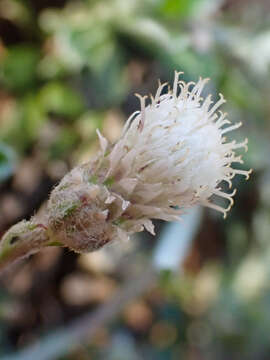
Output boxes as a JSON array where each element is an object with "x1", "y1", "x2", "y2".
[{"x1": 0, "y1": 220, "x2": 50, "y2": 273}]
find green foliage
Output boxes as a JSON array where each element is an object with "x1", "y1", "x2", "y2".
[
  {"x1": 1, "y1": 45, "x2": 40, "y2": 92},
  {"x1": 39, "y1": 82, "x2": 85, "y2": 118},
  {"x1": 49, "y1": 127, "x2": 80, "y2": 159},
  {"x1": 159, "y1": 0, "x2": 197, "y2": 17}
]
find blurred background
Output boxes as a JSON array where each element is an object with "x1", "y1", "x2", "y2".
[{"x1": 0, "y1": 0, "x2": 269, "y2": 359}]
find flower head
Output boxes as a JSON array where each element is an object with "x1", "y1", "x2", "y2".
[
  {"x1": 0, "y1": 72, "x2": 251, "y2": 270},
  {"x1": 47, "y1": 71, "x2": 251, "y2": 250}
]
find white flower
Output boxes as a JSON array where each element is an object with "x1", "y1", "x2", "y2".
[
  {"x1": 47, "y1": 71, "x2": 251, "y2": 251},
  {"x1": 0, "y1": 72, "x2": 251, "y2": 266},
  {"x1": 96, "y1": 72, "x2": 251, "y2": 235}
]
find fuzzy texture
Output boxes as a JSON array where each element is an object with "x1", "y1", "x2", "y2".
[
  {"x1": 0, "y1": 220, "x2": 49, "y2": 271},
  {"x1": 47, "y1": 166, "x2": 118, "y2": 252},
  {"x1": 45, "y1": 71, "x2": 251, "y2": 252},
  {"x1": 0, "y1": 72, "x2": 251, "y2": 270}
]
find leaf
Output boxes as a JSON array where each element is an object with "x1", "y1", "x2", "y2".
[
  {"x1": 1, "y1": 45, "x2": 40, "y2": 93},
  {"x1": 40, "y1": 82, "x2": 85, "y2": 118},
  {"x1": 160, "y1": 0, "x2": 196, "y2": 17},
  {"x1": 49, "y1": 127, "x2": 80, "y2": 159}
]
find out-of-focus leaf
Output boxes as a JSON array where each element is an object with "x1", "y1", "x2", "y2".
[
  {"x1": 1, "y1": 45, "x2": 40, "y2": 92},
  {"x1": 49, "y1": 127, "x2": 80, "y2": 159},
  {"x1": 159, "y1": 0, "x2": 197, "y2": 17},
  {"x1": 170, "y1": 48, "x2": 221, "y2": 80},
  {"x1": 117, "y1": 17, "x2": 172, "y2": 55},
  {"x1": 39, "y1": 6, "x2": 116, "y2": 74},
  {"x1": 19, "y1": 94, "x2": 46, "y2": 143},
  {"x1": 222, "y1": 68, "x2": 264, "y2": 115},
  {"x1": 40, "y1": 82, "x2": 85, "y2": 118},
  {"x1": 69, "y1": 27, "x2": 114, "y2": 72},
  {"x1": 242, "y1": 132, "x2": 270, "y2": 171},
  {"x1": 81, "y1": 47, "x2": 127, "y2": 107},
  {"x1": 0, "y1": 142, "x2": 16, "y2": 182},
  {"x1": 1, "y1": 93, "x2": 46, "y2": 152},
  {"x1": 76, "y1": 111, "x2": 104, "y2": 141}
]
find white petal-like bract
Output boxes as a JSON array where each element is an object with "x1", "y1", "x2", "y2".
[{"x1": 103, "y1": 72, "x2": 251, "y2": 227}]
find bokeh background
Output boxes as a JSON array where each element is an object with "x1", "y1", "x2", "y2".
[{"x1": 0, "y1": 0, "x2": 269, "y2": 359}]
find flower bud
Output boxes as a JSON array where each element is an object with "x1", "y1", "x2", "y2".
[{"x1": 47, "y1": 167, "x2": 115, "y2": 252}]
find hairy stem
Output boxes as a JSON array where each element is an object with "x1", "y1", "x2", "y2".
[{"x1": 0, "y1": 220, "x2": 51, "y2": 273}]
